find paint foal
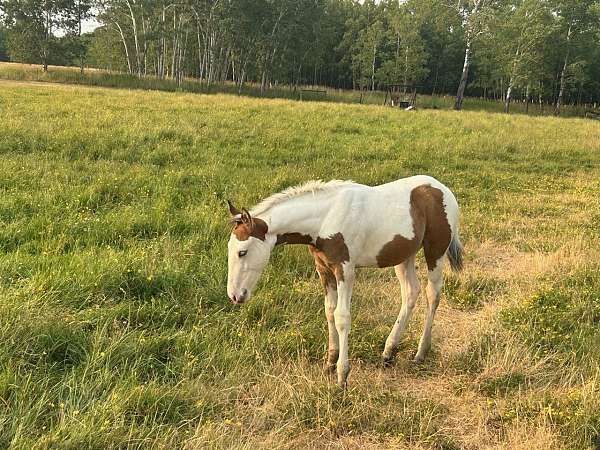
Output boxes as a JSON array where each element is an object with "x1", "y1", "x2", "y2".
[{"x1": 226, "y1": 175, "x2": 463, "y2": 387}]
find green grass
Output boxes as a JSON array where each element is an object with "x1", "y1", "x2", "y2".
[
  {"x1": 1, "y1": 61, "x2": 594, "y2": 117},
  {"x1": 0, "y1": 78, "x2": 599, "y2": 449}
]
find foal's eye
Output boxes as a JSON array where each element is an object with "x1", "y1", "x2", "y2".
[{"x1": 238, "y1": 250, "x2": 247, "y2": 257}]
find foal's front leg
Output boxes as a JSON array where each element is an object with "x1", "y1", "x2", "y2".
[
  {"x1": 334, "y1": 263, "x2": 355, "y2": 388},
  {"x1": 312, "y1": 251, "x2": 339, "y2": 375},
  {"x1": 324, "y1": 284, "x2": 339, "y2": 374}
]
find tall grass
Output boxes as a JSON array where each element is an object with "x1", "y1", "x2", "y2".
[
  {"x1": 1, "y1": 61, "x2": 592, "y2": 117},
  {"x1": 0, "y1": 78, "x2": 599, "y2": 448}
]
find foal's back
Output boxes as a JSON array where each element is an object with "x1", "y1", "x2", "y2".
[{"x1": 326, "y1": 175, "x2": 459, "y2": 269}]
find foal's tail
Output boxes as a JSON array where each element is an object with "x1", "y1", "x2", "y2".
[
  {"x1": 447, "y1": 232, "x2": 464, "y2": 272},
  {"x1": 437, "y1": 180, "x2": 464, "y2": 272}
]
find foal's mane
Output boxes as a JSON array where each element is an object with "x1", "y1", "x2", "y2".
[{"x1": 251, "y1": 179, "x2": 354, "y2": 216}]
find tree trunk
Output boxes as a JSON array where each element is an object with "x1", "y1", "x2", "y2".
[
  {"x1": 504, "y1": 81, "x2": 513, "y2": 113},
  {"x1": 125, "y1": 0, "x2": 142, "y2": 76},
  {"x1": 555, "y1": 24, "x2": 572, "y2": 116},
  {"x1": 177, "y1": 30, "x2": 188, "y2": 86},
  {"x1": 371, "y1": 42, "x2": 376, "y2": 91},
  {"x1": 114, "y1": 21, "x2": 132, "y2": 74},
  {"x1": 42, "y1": 6, "x2": 50, "y2": 72},
  {"x1": 261, "y1": 69, "x2": 267, "y2": 96},
  {"x1": 455, "y1": 0, "x2": 483, "y2": 110},
  {"x1": 141, "y1": 10, "x2": 148, "y2": 76},
  {"x1": 454, "y1": 36, "x2": 471, "y2": 110},
  {"x1": 432, "y1": 61, "x2": 440, "y2": 97},
  {"x1": 191, "y1": 6, "x2": 205, "y2": 81},
  {"x1": 403, "y1": 45, "x2": 409, "y2": 87},
  {"x1": 238, "y1": 64, "x2": 246, "y2": 95},
  {"x1": 171, "y1": 11, "x2": 180, "y2": 81},
  {"x1": 157, "y1": 6, "x2": 165, "y2": 78},
  {"x1": 78, "y1": 0, "x2": 84, "y2": 74},
  {"x1": 504, "y1": 46, "x2": 520, "y2": 113}
]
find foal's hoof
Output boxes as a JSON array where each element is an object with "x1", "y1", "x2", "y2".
[
  {"x1": 412, "y1": 355, "x2": 426, "y2": 364},
  {"x1": 382, "y1": 355, "x2": 395, "y2": 368},
  {"x1": 336, "y1": 366, "x2": 350, "y2": 389}
]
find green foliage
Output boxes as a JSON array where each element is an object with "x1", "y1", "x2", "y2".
[
  {"x1": 376, "y1": 1, "x2": 429, "y2": 87},
  {"x1": 1, "y1": 0, "x2": 600, "y2": 106},
  {"x1": 0, "y1": 26, "x2": 9, "y2": 61}
]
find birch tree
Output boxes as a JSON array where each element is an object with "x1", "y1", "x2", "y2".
[
  {"x1": 498, "y1": 0, "x2": 553, "y2": 112},
  {"x1": 453, "y1": 0, "x2": 494, "y2": 110},
  {"x1": 552, "y1": 0, "x2": 599, "y2": 114},
  {"x1": 376, "y1": 1, "x2": 429, "y2": 87}
]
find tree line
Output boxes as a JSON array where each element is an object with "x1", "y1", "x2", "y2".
[{"x1": 1, "y1": 0, "x2": 599, "y2": 113}]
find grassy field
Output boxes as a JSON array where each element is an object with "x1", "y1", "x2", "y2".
[
  {"x1": 1, "y1": 62, "x2": 593, "y2": 117},
  {"x1": 1, "y1": 78, "x2": 600, "y2": 449}
]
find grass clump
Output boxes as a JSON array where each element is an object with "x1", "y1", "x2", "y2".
[{"x1": 501, "y1": 269, "x2": 600, "y2": 363}]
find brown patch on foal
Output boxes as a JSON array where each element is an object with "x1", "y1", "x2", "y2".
[
  {"x1": 413, "y1": 185, "x2": 452, "y2": 270},
  {"x1": 376, "y1": 204, "x2": 425, "y2": 268},
  {"x1": 276, "y1": 233, "x2": 314, "y2": 245},
  {"x1": 232, "y1": 218, "x2": 269, "y2": 241},
  {"x1": 376, "y1": 184, "x2": 451, "y2": 270},
  {"x1": 376, "y1": 234, "x2": 421, "y2": 268},
  {"x1": 311, "y1": 233, "x2": 350, "y2": 283},
  {"x1": 315, "y1": 233, "x2": 350, "y2": 264},
  {"x1": 309, "y1": 246, "x2": 337, "y2": 289}
]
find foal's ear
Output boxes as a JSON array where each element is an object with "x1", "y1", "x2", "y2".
[
  {"x1": 241, "y1": 208, "x2": 254, "y2": 227},
  {"x1": 227, "y1": 200, "x2": 241, "y2": 216}
]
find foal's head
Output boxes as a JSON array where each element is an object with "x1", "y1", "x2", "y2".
[{"x1": 226, "y1": 201, "x2": 275, "y2": 304}]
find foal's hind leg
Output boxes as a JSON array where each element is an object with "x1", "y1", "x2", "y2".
[
  {"x1": 382, "y1": 255, "x2": 420, "y2": 366},
  {"x1": 414, "y1": 257, "x2": 444, "y2": 363}
]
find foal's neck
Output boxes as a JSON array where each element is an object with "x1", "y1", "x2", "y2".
[{"x1": 258, "y1": 195, "x2": 333, "y2": 243}]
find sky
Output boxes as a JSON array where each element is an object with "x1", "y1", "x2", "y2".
[{"x1": 82, "y1": 17, "x2": 101, "y2": 34}]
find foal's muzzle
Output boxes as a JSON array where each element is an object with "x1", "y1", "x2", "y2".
[{"x1": 229, "y1": 289, "x2": 248, "y2": 305}]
